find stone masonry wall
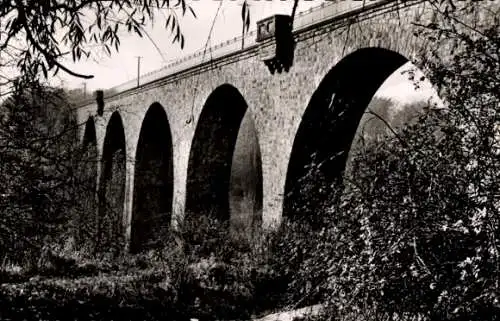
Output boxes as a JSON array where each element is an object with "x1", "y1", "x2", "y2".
[{"x1": 76, "y1": 0, "x2": 437, "y2": 248}]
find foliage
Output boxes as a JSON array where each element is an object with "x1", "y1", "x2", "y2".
[
  {"x1": 267, "y1": 3, "x2": 499, "y2": 321},
  {"x1": 176, "y1": 215, "x2": 289, "y2": 318},
  {"x1": 0, "y1": 274, "x2": 180, "y2": 321},
  {"x1": 0, "y1": 214, "x2": 290, "y2": 320},
  {"x1": 0, "y1": 79, "x2": 109, "y2": 265},
  {"x1": 268, "y1": 219, "x2": 335, "y2": 309},
  {"x1": 287, "y1": 2, "x2": 500, "y2": 320},
  {"x1": 1, "y1": 1, "x2": 498, "y2": 320},
  {"x1": 355, "y1": 96, "x2": 397, "y2": 145},
  {"x1": 0, "y1": 79, "x2": 80, "y2": 265},
  {"x1": 0, "y1": 83, "x2": 130, "y2": 258},
  {"x1": 0, "y1": 0, "x2": 194, "y2": 83}
]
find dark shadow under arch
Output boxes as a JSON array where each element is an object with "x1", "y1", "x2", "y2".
[
  {"x1": 284, "y1": 48, "x2": 408, "y2": 224},
  {"x1": 229, "y1": 109, "x2": 263, "y2": 236},
  {"x1": 82, "y1": 116, "x2": 97, "y2": 147},
  {"x1": 98, "y1": 112, "x2": 126, "y2": 253},
  {"x1": 186, "y1": 84, "x2": 263, "y2": 227},
  {"x1": 131, "y1": 103, "x2": 174, "y2": 253},
  {"x1": 75, "y1": 117, "x2": 98, "y2": 248}
]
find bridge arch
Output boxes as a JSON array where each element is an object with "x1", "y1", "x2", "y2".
[
  {"x1": 98, "y1": 111, "x2": 126, "y2": 252},
  {"x1": 131, "y1": 103, "x2": 174, "y2": 253},
  {"x1": 82, "y1": 116, "x2": 97, "y2": 146},
  {"x1": 186, "y1": 84, "x2": 263, "y2": 230},
  {"x1": 284, "y1": 47, "x2": 410, "y2": 224},
  {"x1": 75, "y1": 116, "x2": 99, "y2": 247}
]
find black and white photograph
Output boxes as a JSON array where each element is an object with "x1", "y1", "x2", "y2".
[{"x1": 0, "y1": 0, "x2": 499, "y2": 320}]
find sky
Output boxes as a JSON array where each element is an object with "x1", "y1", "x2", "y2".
[
  {"x1": 55, "y1": 0, "x2": 319, "y2": 91},
  {"x1": 51, "y1": 0, "x2": 439, "y2": 104}
]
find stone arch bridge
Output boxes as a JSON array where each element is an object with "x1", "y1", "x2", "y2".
[{"x1": 76, "y1": 0, "x2": 447, "y2": 252}]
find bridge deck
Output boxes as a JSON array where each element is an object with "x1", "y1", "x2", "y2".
[{"x1": 83, "y1": 0, "x2": 414, "y2": 104}]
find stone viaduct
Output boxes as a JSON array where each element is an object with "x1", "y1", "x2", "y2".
[{"x1": 76, "y1": 0, "x2": 442, "y2": 252}]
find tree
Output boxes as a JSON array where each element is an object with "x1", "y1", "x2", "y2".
[
  {"x1": 0, "y1": 79, "x2": 83, "y2": 265},
  {"x1": 0, "y1": 0, "x2": 195, "y2": 88},
  {"x1": 316, "y1": 1, "x2": 500, "y2": 320},
  {"x1": 0, "y1": 0, "x2": 306, "y2": 84},
  {"x1": 263, "y1": 1, "x2": 499, "y2": 320}
]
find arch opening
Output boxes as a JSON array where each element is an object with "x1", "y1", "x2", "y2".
[
  {"x1": 186, "y1": 84, "x2": 263, "y2": 233},
  {"x1": 75, "y1": 117, "x2": 98, "y2": 248},
  {"x1": 98, "y1": 112, "x2": 126, "y2": 252},
  {"x1": 82, "y1": 116, "x2": 97, "y2": 147},
  {"x1": 229, "y1": 110, "x2": 263, "y2": 237},
  {"x1": 131, "y1": 104, "x2": 174, "y2": 253},
  {"x1": 284, "y1": 48, "x2": 410, "y2": 225}
]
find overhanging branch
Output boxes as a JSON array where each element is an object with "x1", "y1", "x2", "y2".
[{"x1": 13, "y1": 0, "x2": 94, "y2": 79}]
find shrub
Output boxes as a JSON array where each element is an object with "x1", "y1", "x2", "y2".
[
  {"x1": 316, "y1": 3, "x2": 500, "y2": 319},
  {"x1": 272, "y1": 3, "x2": 500, "y2": 321},
  {"x1": 0, "y1": 80, "x2": 80, "y2": 265},
  {"x1": 0, "y1": 274, "x2": 180, "y2": 321}
]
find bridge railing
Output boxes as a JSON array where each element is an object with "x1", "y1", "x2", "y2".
[
  {"x1": 96, "y1": 0, "x2": 391, "y2": 100},
  {"x1": 108, "y1": 29, "x2": 258, "y2": 94}
]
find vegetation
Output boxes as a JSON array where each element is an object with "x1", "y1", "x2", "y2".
[
  {"x1": 281, "y1": 2, "x2": 500, "y2": 320},
  {"x1": 0, "y1": 215, "x2": 287, "y2": 320},
  {"x1": 0, "y1": 0, "x2": 498, "y2": 321},
  {"x1": 0, "y1": 0, "x2": 195, "y2": 85},
  {"x1": 0, "y1": 79, "x2": 78, "y2": 265}
]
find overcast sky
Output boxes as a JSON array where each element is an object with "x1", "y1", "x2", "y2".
[
  {"x1": 51, "y1": 0, "x2": 438, "y2": 104},
  {"x1": 55, "y1": 1, "x2": 316, "y2": 90}
]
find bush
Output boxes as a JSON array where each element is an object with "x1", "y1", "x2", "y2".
[
  {"x1": 270, "y1": 3, "x2": 500, "y2": 321},
  {"x1": 0, "y1": 274, "x2": 180, "y2": 321},
  {"x1": 176, "y1": 215, "x2": 290, "y2": 318},
  {"x1": 313, "y1": 3, "x2": 500, "y2": 319},
  {"x1": 0, "y1": 80, "x2": 80, "y2": 265},
  {"x1": 0, "y1": 214, "x2": 294, "y2": 320}
]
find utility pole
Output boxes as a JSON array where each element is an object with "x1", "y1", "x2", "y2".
[
  {"x1": 135, "y1": 56, "x2": 142, "y2": 87},
  {"x1": 82, "y1": 82, "x2": 87, "y2": 98}
]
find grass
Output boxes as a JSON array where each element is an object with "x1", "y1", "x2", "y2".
[
  {"x1": 0, "y1": 215, "x2": 292, "y2": 321},
  {"x1": 0, "y1": 214, "x2": 431, "y2": 321}
]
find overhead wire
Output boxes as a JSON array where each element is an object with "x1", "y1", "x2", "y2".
[
  {"x1": 66, "y1": 5, "x2": 184, "y2": 99},
  {"x1": 70, "y1": 0, "x2": 377, "y2": 112},
  {"x1": 186, "y1": 0, "x2": 225, "y2": 125}
]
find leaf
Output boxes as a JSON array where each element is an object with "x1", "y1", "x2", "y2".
[
  {"x1": 133, "y1": 25, "x2": 143, "y2": 37},
  {"x1": 189, "y1": 6, "x2": 197, "y2": 18},
  {"x1": 241, "y1": 1, "x2": 247, "y2": 22},
  {"x1": 241, "y1": 1, "x2": 250, "y2": 33},
  {"x1": 41, "y1": 63, "x2": 47, "y2": 79},
  {"x1": 171, "y1": 16, "x2": 176, "y2": 33},
  {"x1": 165, "y1": 15, "x2": 171, "y2": 29},
  {"x1": 245, "y1": 12, "x2": 250, "y2": 32}
]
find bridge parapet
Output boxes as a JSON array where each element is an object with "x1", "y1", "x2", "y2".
[
  {"x1": 79, "y1": 0, "x2": 407, "y2": 105},
  {"x1": 73, "y1": 0, "x2": 473, "y2": 250}
]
